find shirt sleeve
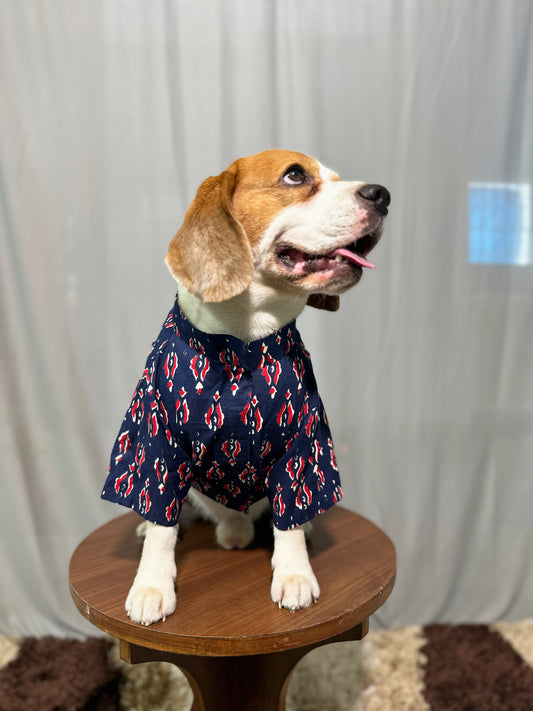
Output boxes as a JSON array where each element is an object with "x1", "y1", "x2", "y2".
[
  {"x1": 101, "y1": 346, "x2": 193, "y2": 526},
  {"x1": 266, "y1": 398, "x2": 343, "y2": 530}
]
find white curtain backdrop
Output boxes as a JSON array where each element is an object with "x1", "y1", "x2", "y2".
[{"x1": 1, "y1": 0, "x2": 532, "y2": 637}]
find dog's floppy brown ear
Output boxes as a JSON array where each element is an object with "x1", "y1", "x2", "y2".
[
  {"x1": 166, "y1": 169, "x2": 254, "y2": 302},
  {"x1": 306, "y1": 294, "x2": 340, "y2": 312}
]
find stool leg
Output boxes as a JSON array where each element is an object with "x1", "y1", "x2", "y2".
[
  {"x1": 121, "y1": 640, "x2": 308, "y2": 711},
  {"x1": 120, "y1": 622, "x2": 368, "y2": 711},
  {"x1": 169, "y1": 648, "x2": 308, "y2": 711}
]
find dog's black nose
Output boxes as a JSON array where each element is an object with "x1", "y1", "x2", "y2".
[{"x1": 357, "y1": 184, "x2": 391, "y2": 216}]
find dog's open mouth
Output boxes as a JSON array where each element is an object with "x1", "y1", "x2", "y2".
[{"x1": 277, "y1": 233, "x2": 379, "y2": 275}]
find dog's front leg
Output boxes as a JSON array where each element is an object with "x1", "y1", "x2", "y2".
[
  {"x1": 271, "y1": 526, "x2": 320, "y2": 611},
  {"x1": 126, "y1": 522, "x2": 178, "y2": 626}
]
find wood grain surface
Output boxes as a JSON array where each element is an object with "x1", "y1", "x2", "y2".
[{"x1": 69, "y1": 505, "x2": 395, "y2": 656}]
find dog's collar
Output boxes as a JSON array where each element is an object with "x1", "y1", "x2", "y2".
[{"x1": 171, "y1": 298, "x2": 301, "y2": 371}]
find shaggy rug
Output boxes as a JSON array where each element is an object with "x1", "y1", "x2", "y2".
[{"x1": 1, "y1": 622, "x2": 533, "y2": 710}]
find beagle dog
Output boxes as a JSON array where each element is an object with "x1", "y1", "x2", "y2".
[{"x1": 101, "y1": 149, "x2": 389, "y2": 626}]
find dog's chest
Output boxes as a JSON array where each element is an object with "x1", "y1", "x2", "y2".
[
  {"x1": 153, "y1": 306, "x2": 320, "y2": 475},
  {"x1": 103, "y1": 301, "x2": 343, "y2": 530}
]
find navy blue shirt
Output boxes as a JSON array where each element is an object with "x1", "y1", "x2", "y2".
[{"x1": 101, "y1": 299, "x2": 342, "y2": 530}]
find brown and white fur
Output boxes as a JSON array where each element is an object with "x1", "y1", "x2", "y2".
[{"x1": 125, "y1": 149, "x2": 389, "y2": 625}]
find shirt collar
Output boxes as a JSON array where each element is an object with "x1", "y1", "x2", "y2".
[{"x1": 171, "y1": 298, "x2": 300, "y2": 370}]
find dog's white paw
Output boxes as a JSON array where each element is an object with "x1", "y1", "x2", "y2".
[
  {"x1": 271, "y1": 570, "x2": 320, "y2": 611},
  {"x1": 215, "y1": 514, "x2": 254, "y2": 550},
  {"x1": 125, "y1": 582, "x2": 176, "y2": 626}
]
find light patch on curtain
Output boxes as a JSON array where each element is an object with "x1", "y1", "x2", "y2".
[{"x1": 468, "y1": 183, "x2": 531, "y2": 266}]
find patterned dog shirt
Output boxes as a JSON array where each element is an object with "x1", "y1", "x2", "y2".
[{"x1": 101, "y1": 299, "x2": 343, "y2": 530}]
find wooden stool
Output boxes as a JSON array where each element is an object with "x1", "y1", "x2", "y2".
[{"x1": 69, "y1": 506, "x2": 395, "y2": 710}]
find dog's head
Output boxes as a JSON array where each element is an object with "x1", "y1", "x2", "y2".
[{"x1": 166, "y1": 150, "x2": 389, "y2": 311}]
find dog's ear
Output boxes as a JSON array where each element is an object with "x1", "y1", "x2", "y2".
[
  {"x1": 306, "y1": 294, "x2": 340, "y2": 312},
  {"x1": 166, "y1": 169, "x2": 254, "y2": 302}
]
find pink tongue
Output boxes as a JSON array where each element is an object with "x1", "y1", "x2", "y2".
[{"x1": 332, "y1": 248, "x2": 376, "y2": 269}]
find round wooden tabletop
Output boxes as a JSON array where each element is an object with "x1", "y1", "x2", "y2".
[{"x1": 69, "y1": 505, "x2": 395, "y2": 657}]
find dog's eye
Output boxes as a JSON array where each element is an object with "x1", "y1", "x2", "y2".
[{"x1": 282, "y1": 166, "x2": 307, "y2": 186}]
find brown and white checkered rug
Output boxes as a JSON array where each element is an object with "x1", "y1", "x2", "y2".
[{"x1": 1, "y1": 622, "x2": 533, "y2": 710}]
